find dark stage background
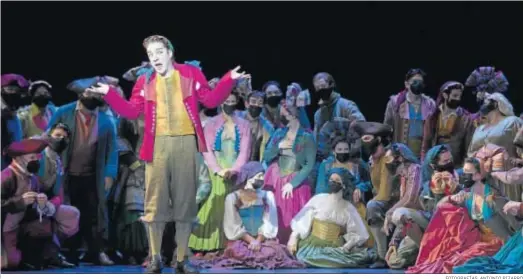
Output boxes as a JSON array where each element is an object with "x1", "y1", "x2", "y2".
[{"x1": 2, "y1": 2, "x2": 523, "y2": 122}]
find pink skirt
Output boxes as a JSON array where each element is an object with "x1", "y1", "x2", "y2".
[{"x1": 264, "y1": 162, "x2": 311, "y2": 244}]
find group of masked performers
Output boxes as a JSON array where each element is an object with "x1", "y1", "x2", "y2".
[{"x1": 2, "y1": 34, "x2": 522, "y2": 274}]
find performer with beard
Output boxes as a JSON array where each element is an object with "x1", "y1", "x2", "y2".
[
  {"x1": 352, "y1": 122, "x2": 395, "y2": 268},
  {"x1": 422, "y1": 82, "x2": 474, "y2": 167},
  {"x1": 189, "y1": 92, "x2": 251, "y2": 255},
  {"x1": 47, "y1": 76, "x2": 118, "y2": 266},
  {"x1": 467, "y1": 93, "x2": 523, "y2": 201},
  {"x1": 238, "y1": 90, "x2": 274, "y2": 162},
  {"x1": 407, "y1": 153, "x2": 517, "y2": 274},
  {"x1": 1, "y1": 74, "x2": 28, "y2": 170},
  {"x1": 191, "y1": 162, "x2": 304, "y2": 270},
  {"x1": 90, "y1": 34, "x2": 249, "y2": 273},
  {"x1": 17, "y1": 81, "x2": 57, "y2": 139},
  {"x1": 287, "y1": 167, "x2": 375, "y2": 268},
  {"x1": 464, "y1": 66, "x2": 509, "y2": 127},
  {"x1": 384, "y1": 69, "x2": 436, "y2": 159}
]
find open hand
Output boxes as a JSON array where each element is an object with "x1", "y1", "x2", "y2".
[
  {"x1": 503, "y1": 201, "x2": 521, "y2": 216},
  {"x1": 287, "y1": 242, "x2": 297, "y2": 255},
  {"x1": 231, "y1": 66, "x2": 251, "y2": 80},
  {"x1": 87, "y1": 82, "x2": 110, "y2": 95},
  {"x1": 281, "y1": 183, "x2": 294, "y2": 200}
]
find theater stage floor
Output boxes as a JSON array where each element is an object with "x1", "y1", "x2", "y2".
[{"x1": 4, "y1": 264, "x2": 405, "y2": 274}]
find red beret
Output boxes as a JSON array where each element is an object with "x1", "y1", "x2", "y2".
[{"x1": 5, "y1": 139, "x2": 48, "y2": 158}]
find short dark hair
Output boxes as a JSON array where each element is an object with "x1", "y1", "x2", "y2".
[
  {"x1": 464, "y1": 157, "x2": 481, "y2": 174},
  {"x1": 247, "y1": 90, "x2": 266, "y2": 102},
  {"x1": 49, "y1": 122, "x2": 71, "y2": 138},
  {"x1": 313, "y1": 72, "x2": 336, "y2": 88},
  {"x1": 405, "y1": 68, "x2": 426, "y2": 81},
  {"x1": 262, "y1": 81, "x2": 281, "y2": 93}
]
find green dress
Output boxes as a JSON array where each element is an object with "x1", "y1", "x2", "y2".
[{"x1": 189, "y1": 139, "x2": 237, "y2": 251}]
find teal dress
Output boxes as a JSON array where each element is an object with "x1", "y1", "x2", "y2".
[{"x1": 453, "y1": 230, "x2": 523, "y2": 274}]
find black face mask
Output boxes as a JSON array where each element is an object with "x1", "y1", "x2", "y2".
[
  {"x1": 479, "y1": 101, "x2": 498, "y2": 116},
  {"x1": 386, "y1": 160, "x2": 401, "y2": 174},
  {"x1": 267, "y1": 96, "x2": 282, "y2": 108},
  {"x1": 252, "y1": 179, "x2": 264, "y2": 189},
  {"x1": 446, "y1": 99, "x2": 460, "y2": 109},
  {"x1": 26, "y1": 160, "x2": 40, "y2": 174},
  {"x1": 316, "y1": 88, "x2": 333, "y2": 101},
  {"x1": 460, "y1": 173, "x2": 475, "y2": 188},
  {"x1": 222, "y1": 104, "x2": 236, "y2": 116},
  {"x1": 362, "y1": 138, "x2": 381, "y2": 156},
  {"x1": 328, "y1": 181, "x2": 343, "y2": 194},
  {"x1": 48, "y1": 137, "x2": 69, "y2": 154},
  {"x1": 409, "y1": 80, "x2": 425, "y2": 95},
  {"x1": 434, "y1": 162, "x2": 455, "y2": 173},
  {"x1": 335, "y1": 152, "x2": 350, "y2": 163},
  {"x1": 2, "y1": 94, "x2": 21, "y2": 110},
  {"x1": 280, "y1": 117, "x2": 290, "y2": 127},
  {"x1": 80, "y1": 97, "x2": 102, "y2": 111},
  {"x1": 203, "y1": 108, "x2": 218, "y2": 117},
  {"x1": 248, "y1": 106, "x2": 262, "y2": 118},
  {"x1": 32, "y1": 95, "x2": 51, "y2": 108}
]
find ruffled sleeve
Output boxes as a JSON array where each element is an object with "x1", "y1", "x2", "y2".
[
  {"x1": 223, "y1": 192, "x2": 246, "y2": 240},
  {"x1": 259, "y1": 191, "x2": 278, "y2": 239},
  {"x1": 342, "y1": 203, "x2": 370, "y2": 251},
  {"x1": 290, "y1": 196, "x2": 318, "y2": 239}
]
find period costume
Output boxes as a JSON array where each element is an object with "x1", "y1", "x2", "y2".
[
  {"x1": 421, "y1": 82, "x2": 474, "y2": 167},
  {"x1": 467, "y1": 94, "x2": 523, "y2": 201},
  {"x1": 453, "y1": 202, "x2": 523, "y2": 274},
  {"x1": 189, "y1": 114, "x2": 251, "y2": 252},
  {"x1": 47, "y1": 77, "x2": 118, "y2": 264},
  {"x1": 407, "y1": 149, "x2": 519, "y2": 273},
  {"x1": 384, "y1": 90, "x2": 436, "y2": 159},
  {"x1": 381, "y1": 144, "x2": 424, "y2": 269},
  {"x1": 191, "y1": 162, "x2": 304, "y2": 270},
  {"x1": 289, "y1": 168, "x2": 376, "y2": 268},
  {"x1": 104, "y1": 58, "x2": 236, "y2": 272},
  {"x1": 464, "y1": 66, "x2": 509, "y2": 127},
  {"x1": 263, "y1": 125, "x2": 315, "y2": 244},
  {"x1": 17, "y1": 81, "x2": 57, "y2": 139},
  {"x1": 352, "y1": 122, "x2": 396, "y2": 267},
  {"x1": 1, "y1": 139, "x2": 79, "y2": 269},
  {"x1": 1, "y1": 74, "x2": 27, "y2": 170},
  {"x1": 107, "y1": 117, "x2": 148, "y2": 264}
]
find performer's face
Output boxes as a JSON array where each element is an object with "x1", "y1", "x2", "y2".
[
  {"x1": 146, "y1": 42, "x2": 173, "y2": 76},
  {"x1": 265, "y1": 85, "x2": 282, "y2": 98}
]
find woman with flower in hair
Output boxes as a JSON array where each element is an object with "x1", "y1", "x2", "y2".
[
  {"x1": 467, "y1": 93, "x2": 523, "y2": 201},
  {"x1": 189, "y1": 91, "x2": 251, "y2": 255},
  {"x1": 464, "y1": 66, "x2": 509, "y2": 127},
  {"x1": 407, "y1": 154, "x2": 516, "y2": 274},
  {"x1": 262, "y1": 98, "x2": 315, "y2": 245},
  {"x1": 191, "y1": 161, "x2": 304, "y2": 270},
  {"x1": 287, "y1": 167, "x2": 375, "y2": 268}
]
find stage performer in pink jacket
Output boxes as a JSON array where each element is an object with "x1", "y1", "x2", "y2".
[{"x1": 88, "y1": 35, "x2": 250, "y2": 273}]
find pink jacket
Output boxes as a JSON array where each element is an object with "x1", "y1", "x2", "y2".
[
  {"x1": 104, "y1": 63, "x2": 235, "y2": 162},
  {"x1": 202, "y1": 114, "x2": 251, "y2": 174}
]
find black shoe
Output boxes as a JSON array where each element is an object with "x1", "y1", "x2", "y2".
[
  {"x1": 175, "y1": 260, "x2": 199, "y2": 274},
  {"x1": 369, "y1": 259, "x2": 388, "y2": 269},
  {"x1": 145, "y1": 256, "x2": 163, "y2": 274},
  {"x1": 48, "y1": 254, "x2": 76, "y2": 269},
  {"x1": 94, "y1": 252, "x2": 115, "y2": 266}
]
